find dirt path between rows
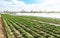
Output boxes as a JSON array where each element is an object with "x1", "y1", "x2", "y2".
[
  {"x1": 0, "y1": 15, "x2": 6, "y2": 38},
  {"x1": 32, "y1": 20, "x2": 60, "y2": 26},
  {"x1": 24, "y1": 18, "x2": 60, "y2": 26}
]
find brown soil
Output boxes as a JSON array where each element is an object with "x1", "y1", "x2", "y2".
[{"x1": 0, "y1": 15, "x2": 6, "y2": 38}]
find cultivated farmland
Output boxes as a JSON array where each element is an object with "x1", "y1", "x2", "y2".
[{"x1": 1, "y1": 14, "x2": 60, "y2": 38}]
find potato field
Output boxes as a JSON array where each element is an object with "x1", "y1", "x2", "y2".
[{"x1": 1, "y1": 14, "x2": 60, "y2": 38}]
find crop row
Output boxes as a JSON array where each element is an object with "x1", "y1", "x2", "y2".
[{"x1": 2, "y1": 14, "x2": 60, "y2": 38}]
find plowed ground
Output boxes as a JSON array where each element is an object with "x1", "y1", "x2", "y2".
[{"x1": 0, "y1": 15, "x2": 6, "y2": 38}]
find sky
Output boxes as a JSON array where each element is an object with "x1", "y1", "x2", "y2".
[{"x1": 0, "y1": 0, "x2": 60, "y2": 11}]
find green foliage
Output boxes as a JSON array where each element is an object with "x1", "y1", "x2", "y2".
[{"x1": 2, "y1": 14, "x2": 60, "y2": 38}]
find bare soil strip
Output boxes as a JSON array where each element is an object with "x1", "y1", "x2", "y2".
[
  {"x1": 32, "y1": 20, "x2": 60, "y2": 26},
  {"x1": 26, "y1": 18, "x2": 60, "y2": 26},
  {"x1": 0, "y1": 15, "x2": 6, "y2": 38}
]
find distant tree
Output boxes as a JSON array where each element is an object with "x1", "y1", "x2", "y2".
[
  {"x1": 30, "y1": 10, "x2": 34, "y2": 13},
  {"x1": 39, "y1": 11, "x2": 43, "y2": 13}
]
